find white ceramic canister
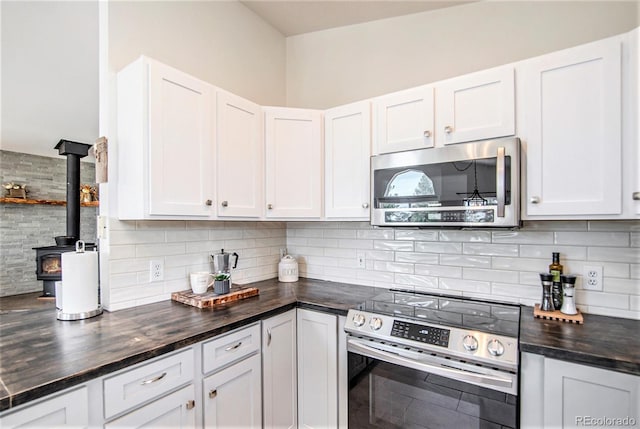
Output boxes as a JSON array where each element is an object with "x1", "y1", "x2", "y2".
[{"x1": 278, "y1": 255, "x2": 299, "y2": 282}]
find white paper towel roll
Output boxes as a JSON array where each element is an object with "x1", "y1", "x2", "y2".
[{"x1": 61, "y1": 246, "x2": 99, "y2": 314}]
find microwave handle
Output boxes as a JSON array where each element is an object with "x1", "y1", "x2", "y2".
[{"x1": 496, "y1": 146, "x2": 505, "y2": 217}]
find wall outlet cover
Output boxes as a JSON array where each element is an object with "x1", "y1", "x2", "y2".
[
  {"x1": 150, "y1": 260, "x2": 164, "y2": 282},
  {"x1": 582, "y1": 265, "x2": 603, "y2": 291}
]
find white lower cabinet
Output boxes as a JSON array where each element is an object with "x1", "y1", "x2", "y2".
[
  {"x1": 262, "y1": 309, "x2": 298, "y2": 429},
  {"x1": 104, "y1": 384, "x2": 196, "y2": 429},
  {"x1": 203, "y1": 354, "x2": 262, "y2": 428},
  {"x1": 0, "y1": 386, "x2": 89, "y2": 429},
  {"x1": 521, "y1": 352, "x2": 640, "y2": 429},
  {"x1": 297, "y1": 308, "x2": 338, "y2": 429}
]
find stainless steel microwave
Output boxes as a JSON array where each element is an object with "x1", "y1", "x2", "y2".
[{"x1": 371, "y1": 137, "x2": 521, "y2": 228}]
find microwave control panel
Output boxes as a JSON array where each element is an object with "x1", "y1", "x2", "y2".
[{"x1": 384, "y1": 209, "x2": 495, "y2": 224}]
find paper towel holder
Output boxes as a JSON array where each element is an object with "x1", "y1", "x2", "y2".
[{"x1": 56, "y1": 240, "x2": 103, "y2": 321}]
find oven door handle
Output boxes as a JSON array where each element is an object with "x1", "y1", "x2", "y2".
[
  {"x1": 496, "y1": 146, "x2": 506, "y2": 217},
  {"x1": 347, "y1": 338, "x2": 515, "y2": 394}
]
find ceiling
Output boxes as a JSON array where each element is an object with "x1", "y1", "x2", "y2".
[{"x1": 240, "y1": 0, "x2": 476, "y2": 36}]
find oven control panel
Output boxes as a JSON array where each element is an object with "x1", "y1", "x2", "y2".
[{"x1": 391, "y1": 320, "x2": 450, "y2": 347}]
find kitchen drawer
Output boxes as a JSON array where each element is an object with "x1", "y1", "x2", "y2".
[
  {"x1": 0, "y1": 387, "x2": 88, "y2": 429},
  {"x1": 103, "y1": 348, "x2": 194, "y2": 419},
  {"x1": 202, "y1": 323, "x2": 260, "y2": 374}
]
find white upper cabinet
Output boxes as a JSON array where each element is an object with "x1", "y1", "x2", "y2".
[
  {"x1": 435, "y1": 66, "x2": 515, "y2": 145},
  {"x1": 264, "y1": 107, "x2": 323, "y2": 218},
  {"x1": 324, "y1": 101, "x2": 371, "y2": 219},
  {"x1": 117, "y1": 56, "x2": 215, "y2": 219},
  {"x1": 216, "y1": 91, "x2": 264, "y2": 218},
  {"x1": 626, "y1": 27, "x2": 640, "y2": 215},
  {"x1": 520, "y1": 37, "x2": 622, "y2": 217},
  {"x1": 373, "y1": 85, "x2": 434, "y2": 154}
]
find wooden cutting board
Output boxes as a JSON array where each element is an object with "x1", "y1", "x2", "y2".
[
  {"x1": 171, "y1": 287, "x2": 259, "y2": 309},
  {"x1": 533, "y1": 304, "x2": 584, "y2": 324}
]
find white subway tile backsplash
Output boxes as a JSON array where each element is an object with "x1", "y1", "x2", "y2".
[
  {"x1": 185, "y1": 240, "x2": 225, "y2": 253},
  {"x1": 358, "y1": 270, "x2": 395, "y2": 283},
  {"x1": 604, "y1": 278, "x2": 640, "y2": 295},
  {"x1": 357, "y1": 250, "x2": 394, "y2": 261},
  {"x1": 491, "y1": 283, "x2": 539, "y2": 301},
  {"x1": 307, "y1": 238, "x2": 339, "y2": 248},
  {"x1": 439, "y1": 230, "x2": 491, "y2": 242},
  {"x1": 492, "y1": 231, "x2": 553, "y2": 244},
  {"x1": 463, "y1": 268, "x2": 519, "y2": 283},
  {"x1": 463, "y1": 243, "x2": 518, "y2": 257},
  {"x1": 521, "y1": 220, "x2": 588, "y2": 231},
  {"x1": 394, "y1": 274, "x2": 438, "y2": 289},
  {"x1": 631, "y1": 264, "x2": 640, "y2": 279},
  {"x1": 324, "y1": 248, "x2": 358, "y2": 258},
  {"x1": 207, "y1": 229, "x2": 243, "y2": 240},
  {"x1": 631, "y1": 295, "x2": 640, "y2": 311},
  {"x1": 492, "y1": 257, "x2": 548, "y2": 272},
  {"x1": 439, "y1": 278, "x2": 491, "y2": 294},
  {"x1": 631, "y1": 233, "x2": 640, "y2": 248},
  {"x1": 110, "y1": 230, "x2": 166, "y2": 245},
  {"x1": 135, "y1": 243, "x2": 186, "y2": 258},
  {"x1": 395, "y1": 252, "x2": 439, "y2": 264},
  {"x1": 588, "y1": 220, "x2": 640, "y2": 231},
  {"x1": 415, "y1": 242, "x2": 461, "y2": 254},
  {"x1": 373, "y1": 261, "x2": 414, "y2": 274},
  {"x1": 395, "y1": 230, "x2": 439, "y2": 241},
  {"x1": 165, "y1": 230, "x2": 208, "y2": 242},
  {"x1": 357, "y1": 229, "x2": 394, "y2": 240},
  {"x1": 339, "y1": 238, "x2": 373, "y2": 249},
  {"x1": 289, "y1": 246, "x2": 324, "y2": 256},
  {"x1": 291, "y1": 228, "x2": 324, "y2": 238},
  {"x1": 440, "y1": 254, "x2": 491, "y2": 268},
  {"x1": 575, "y1": 290, "x2": 630, "y2": 309},
  {"x1": 583, "y1": 306, "x2": 640, "y2": 319},
  {"x1": 519, "y1": 245, "x2": 587, "y2": 260},
  {"x1": 414, "y1": 264, "x2": 462, "y2": 278},
  {"x1": 324, "y1": 229, "x2": 357, "y2": 239},
  {"x1": 555, "y1": 231, "x2": 630, "y2": 247},
  {"x1": 588, "y1": 247, "x2": 640, "y2": 264},
  {"x1": 374, "y1": 240, "x2": 414, "y2": 251}
]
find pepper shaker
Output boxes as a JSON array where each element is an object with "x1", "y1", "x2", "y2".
[{"x1": 539, "y1": 273, "x2": 555, "y2": 312}]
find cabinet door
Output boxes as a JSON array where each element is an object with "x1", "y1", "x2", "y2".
[
  {"x1": 522, "y1": 37, "x2": 622, "y2": 216},
  {"x1": 265, "y1": 107, "x2": 323, "y2": 218},
  {"x1": 324, "y1": 101, "x2": 371, "y2": 219},
  {"x1": 216, "y1": 91, "x2": 264, "y2": 218},
  {"x1": 262, "y1": 309, "x2": 297, "y2": 429},
  {"x1": 147, "y1": 60, "x2": 214, "y2": 217},
  {"x1": 544, "y1": 358, "x2": 640, "y2": 429},
  {"x1": 203, "y1": 354, "x2": 262, "y2": 428},
  {"x1": 0, "y1": 387, "x2": 88, "y2": 429},
  {"x1": 435, "y1": 66, "x2": 515, "y2": 145},
  {"x1": 373, "y1": 85, "x2": 434, "y2": 154},
  {"x1": 297, "y1": 309, "x2": 337, "y2": 429},
  {"x1": 104, "y1": 385, "x2": 196, "y2": 428}
]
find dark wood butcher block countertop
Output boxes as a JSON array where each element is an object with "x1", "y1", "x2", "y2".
[
  {"x1": 1, "y1": 278, "x2": 638, "y2": 413},
  {"x1": 519, "y1": 306, "x2": 640, "y2": 376}
]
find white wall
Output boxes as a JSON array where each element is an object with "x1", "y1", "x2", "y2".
[
  {"x1": 286, "y1": 1, "x2": 640, "y2": 108},
  {"x1": 108, "y1": 1, "x2": 286, "y2": 106},
  {"x1": 0, "y1": 1, "x2": 99, "y2": 158}
]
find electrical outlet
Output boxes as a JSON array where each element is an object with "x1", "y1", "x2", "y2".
[
  {"x1": 149, "y1": 260, "x2": 164, "y2": 282},
  {"x1": 280, "y1": 248, "x2": 287, "y2": 259},
  {"x1": 582, "y1": 265, "x2": 603, "y2": 291},
  {"x1": 358, "y1": 255, "x2": 366, "y2": 269}
]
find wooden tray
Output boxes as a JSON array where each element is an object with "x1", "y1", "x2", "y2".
[
  {"x1": 171, "y1": 287, "x2": 259, "y2": 309},
  {"x1": 534, "y1": 304, "x2": 584, "y2": 324}
]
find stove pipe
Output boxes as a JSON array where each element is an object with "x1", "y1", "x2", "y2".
[{"x1": 55, "y1": 140, "x2": 92, "y2": 240}]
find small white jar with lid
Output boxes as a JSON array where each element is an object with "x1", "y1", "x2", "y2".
[{"x1": 278, "y1": 255, "x2": 299, "y2": 282}]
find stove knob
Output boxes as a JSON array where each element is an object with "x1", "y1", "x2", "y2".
[
  {"x1": 352, "y1": 313, "x2": 366, "y2": 327},
  {"x1": 462, "y1": 334, "x2": 478, "y2": 352},
  {"x1": 369, "y1": 317, "x2": 383, "y2": 331},
  {"x1": 487, "y1": 339, "x2": 505, "y2": 357}
]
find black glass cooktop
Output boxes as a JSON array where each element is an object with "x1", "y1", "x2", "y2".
[{"x1": 360, "y1": 289, "x2": 521, "y2": 338}]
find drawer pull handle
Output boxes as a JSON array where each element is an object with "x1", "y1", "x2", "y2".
[
  {"x1": 633, "y1": 192, "x2": 640, "y2": 201},
  {"x1": 225, "y1": 342, "x2": 242, "y2": 352},
  {"x1": 209, "y1": 389, "x2": 217, "y2": 399},
  {"x1": 267, "y1": 328, "x2": 272, "y2": 346},
  {"x1": 186, "y1": 399, "x2": 196, "y2": 410},
  {"x1": 140, "y1": 372, "x2": 167, "y2": 385}
]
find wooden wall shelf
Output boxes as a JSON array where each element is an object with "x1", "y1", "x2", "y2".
[{"x1": 0, "y1": 197, "x2": 99, "y2": 207}]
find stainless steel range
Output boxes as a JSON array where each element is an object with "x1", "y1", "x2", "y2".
[{"x1": 345, "y1": 289, "x2": 520, "y2": 429}]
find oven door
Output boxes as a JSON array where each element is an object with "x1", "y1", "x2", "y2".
[{"x1": 347, "y1": 337, "x2": 518, "y2": 429}]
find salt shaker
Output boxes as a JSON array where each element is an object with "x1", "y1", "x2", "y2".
[
  {"x1": 560, "y1": 275, "x2": 578, "y2": 315},
  {"x1": 539, "y1": 273, "x2": 555, "y2": 312}
]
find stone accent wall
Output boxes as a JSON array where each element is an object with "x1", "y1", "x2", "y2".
[{"x1": 0, "y1": 150, "x2": 97, "y2": 296}]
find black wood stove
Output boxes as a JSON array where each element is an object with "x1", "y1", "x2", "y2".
[{"x1": 33, "y1": 140, "x2": 95, "y2": 297}]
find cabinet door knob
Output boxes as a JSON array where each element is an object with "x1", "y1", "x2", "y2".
[
  {"x1": 186, "y1": 399, "x2": 196, "y2": 410},
  {"x1": 444, "y1": 125, "x2": 453, "y2": 134},
  {"x1": 267, "y1": 204, "x2": 273, "y2": 210},
  {"x1": 423, "y1": 130, "x2": 431, "y2": 138},
  {"x1": 221, "y1": 200, "x2": 228, "y2": 207},
  {"x1": 209, "y1": 389, "x2": 217, "y2": 399},
  {"x1": 530, "y1": 196, "x2": 540, "y2": 204},
  {"x1": 362, "y1": 203, "x2": 369, "y2": 209},
  {"x1": 205, "y1": 199, "x2": 212, "y2": 206},
  {"x1": 633, "y1": 192, "x2": 640, "y2": 201}
]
